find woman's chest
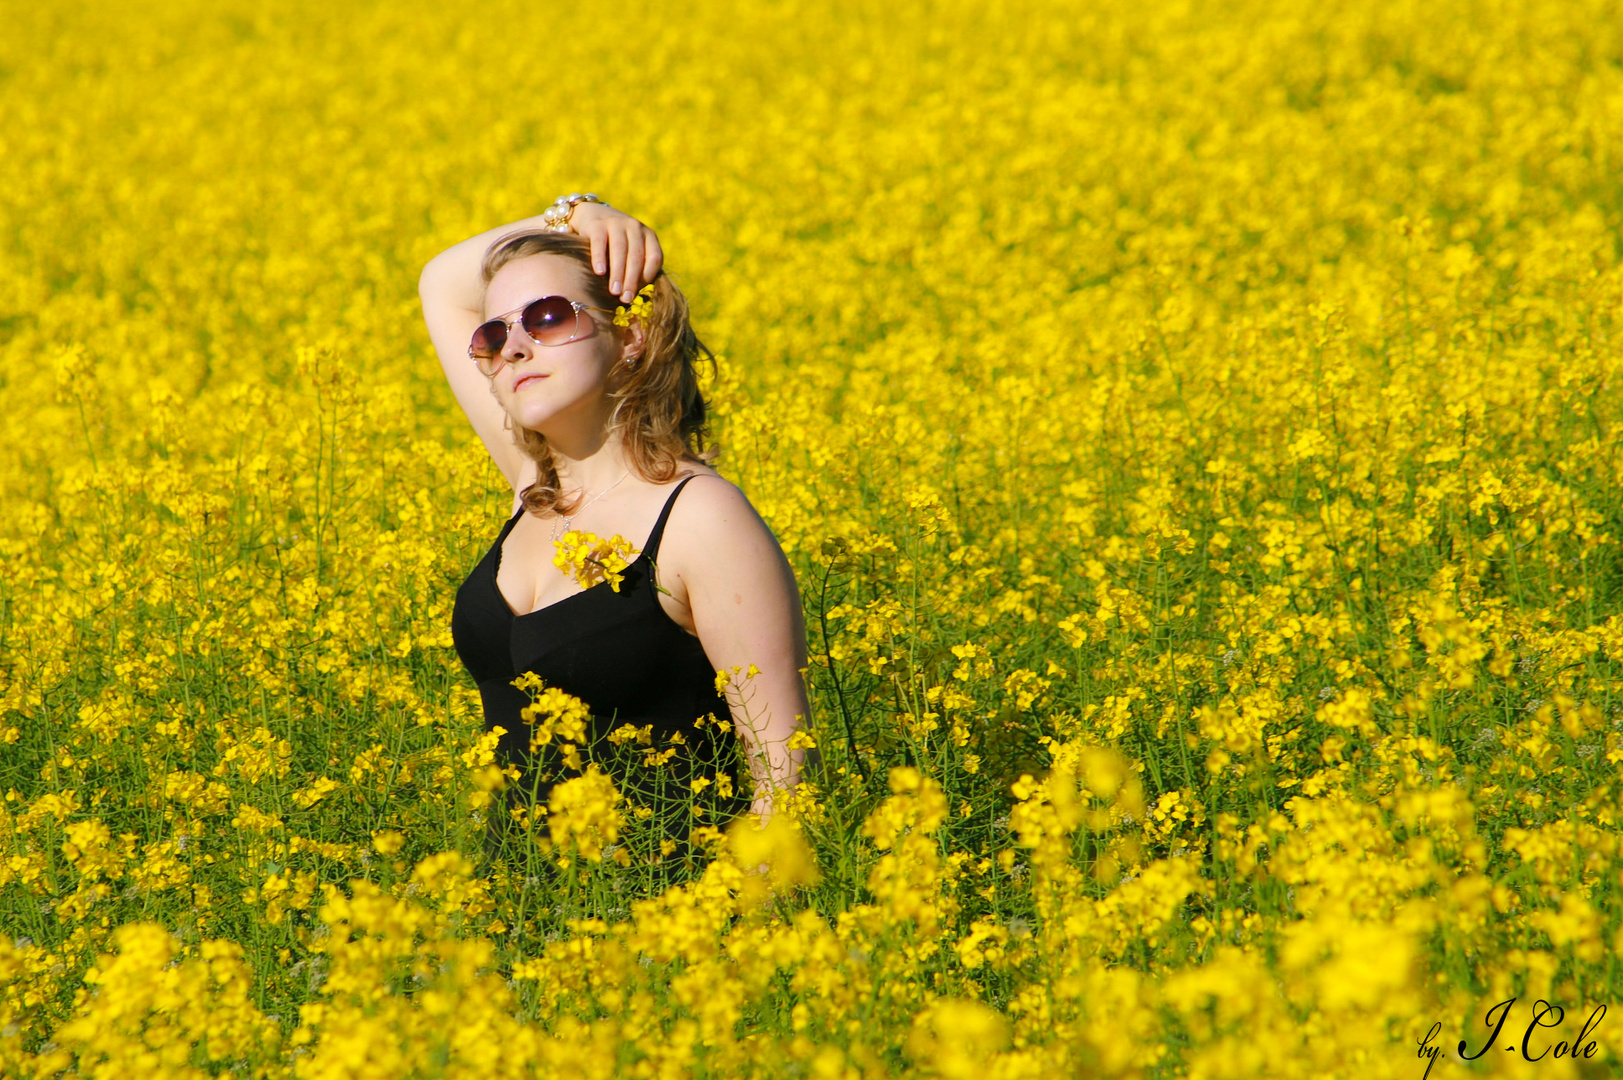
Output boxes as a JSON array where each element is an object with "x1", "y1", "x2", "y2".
[
  {"x1": 494, "y1": 520, "x2": 589, "y2": 617},
  {"x1": 495, "y1": 516, "x2": 697, "y2": 634}
]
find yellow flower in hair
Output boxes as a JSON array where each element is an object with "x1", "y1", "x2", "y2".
[{"x1": 612, "y1": 283, "x2": 657, "y2": 327}]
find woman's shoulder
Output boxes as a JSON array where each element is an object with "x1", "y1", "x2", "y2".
[
  {"x1": 666, "y1": 465, "x2": 753, "y2": 516},
  {"x1": 659, "y1": 467, "x2": 777, "y2": 555},
  {"x1": 658, "y1": 468, "x2": 795, "y2": 607}
]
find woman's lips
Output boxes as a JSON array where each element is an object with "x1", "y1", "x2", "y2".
[{"x1": 512, "y1": 373, "x2": 547, "y2": 391}]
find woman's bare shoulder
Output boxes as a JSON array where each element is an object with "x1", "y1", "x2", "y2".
[
  {"x1": 660, "y1": 469, "x2": 800, "y2": 616},
  {"x1": 668, "y1": 466, "x2": 752, "y2": 511},
  {"x1": 662, "y1": 469, "x2": 780, "y2": 564}
]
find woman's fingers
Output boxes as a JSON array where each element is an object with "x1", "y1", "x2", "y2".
[
  {"x1": 621, "y1": 231, "x2": 645, "y2": 302},
  {"x1": 642, "y1": 228, "x2": 664, "y2": 291},
  {"x1": 582, "y1": 220, "x2": 609, "y2": 276},
  {"x1": 605, "y1": 226, "x2": 629, "y2": 297},
  {"x1": 563, "y1": 203, "x2": 663, "y2": 295},
  {"x1": 567, "y1": 201, "x2": 615, "y2": 276}
]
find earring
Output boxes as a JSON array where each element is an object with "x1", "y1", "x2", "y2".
[{"x1": 502, "y1": 412, "x2": 512, "y2": 431}]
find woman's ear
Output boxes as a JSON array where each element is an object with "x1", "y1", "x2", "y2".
[{"x1": 622, "y1": 319, "x2": 648, "y2": 365}]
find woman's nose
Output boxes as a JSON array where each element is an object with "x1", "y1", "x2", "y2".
[{"x1": 501, "y1": 321, "x2": 532, "y2": 362}]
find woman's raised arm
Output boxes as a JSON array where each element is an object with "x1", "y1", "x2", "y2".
[{"x1": 418, "y1": 202, "x2": 664, "y2": 489}]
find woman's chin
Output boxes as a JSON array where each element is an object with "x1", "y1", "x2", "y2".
[
  {"x1": 508, "y1": 403, "x2": 559, "y2": 431},
  {"x1": 510, "y1": 395, "x2": 611, "y2": 439},
  {"x1": 511, "y1": 413, "x2": 577, "y2": 441}
]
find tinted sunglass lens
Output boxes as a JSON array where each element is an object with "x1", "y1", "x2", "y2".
[
  {"x1": 521, "y1": 296, "x2": 578, "y2": 346},
  {"x1": 469, "y1": 320, "x2": 509, "y2": 371}
]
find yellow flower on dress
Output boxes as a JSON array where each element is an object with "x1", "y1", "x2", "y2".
[{"x1": 552, "y1": 530, "x2": 637, "y2": 592}]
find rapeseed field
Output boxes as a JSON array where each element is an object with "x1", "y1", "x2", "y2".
[{"x1": 3, "y1": 0, "x2": 1623, "y2": 1075}]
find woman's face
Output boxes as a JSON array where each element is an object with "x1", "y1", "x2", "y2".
[{"x1": 483, "y1": 254, "x2": 626, "y2": 436}]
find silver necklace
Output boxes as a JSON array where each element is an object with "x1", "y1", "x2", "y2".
[{"x1": 550, "y1": 469, "x2": 631, "y2": 541}]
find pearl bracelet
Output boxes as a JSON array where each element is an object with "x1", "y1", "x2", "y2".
[{"x1": 541, "y1": 192, "x2": 606, "y2": 233}]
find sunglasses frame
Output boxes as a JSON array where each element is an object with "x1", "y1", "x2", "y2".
[{"x1": 468, "y1": 295, "x2": 617, "y2": 375}]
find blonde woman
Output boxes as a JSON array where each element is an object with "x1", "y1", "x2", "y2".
[{"x1": 419, "y1": 197, "x2": 808, "y2": 858}]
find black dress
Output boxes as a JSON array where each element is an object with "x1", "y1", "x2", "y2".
[{"x1": 450, "y1": 476, "x2": 751, "y2": 862}]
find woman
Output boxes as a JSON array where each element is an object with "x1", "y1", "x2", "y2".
[{"x1": 420, "y1": 196, "x2": 809, "y2": 865}]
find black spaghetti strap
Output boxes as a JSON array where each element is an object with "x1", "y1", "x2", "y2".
[{"x1": 641, "y1": 476, "x2": 698, "y2": 562}]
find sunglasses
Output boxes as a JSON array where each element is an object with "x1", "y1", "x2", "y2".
[{"x1": 468, "y1": 295, "x2": 616, "y2": 375}]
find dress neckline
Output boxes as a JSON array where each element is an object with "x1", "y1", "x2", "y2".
[{"x1": 489, "y1": 476, "x2": 696, "y2": 621}]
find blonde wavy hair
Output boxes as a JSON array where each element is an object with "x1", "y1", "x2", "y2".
[{"x1": 480, "y1": 231, "x2": 717, "y2": 516}]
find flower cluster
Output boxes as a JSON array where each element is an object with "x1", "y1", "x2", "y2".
[
  {"x1": 612, "y1": 283, "x2": 657, "y2": 327},
  {"x1": 550, "y1": 530, "x2": 637, "y2": 592}
]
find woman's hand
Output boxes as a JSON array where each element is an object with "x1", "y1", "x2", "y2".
[{"x1": 569, "y1": 202, "x2": 664, "y2": 304}]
